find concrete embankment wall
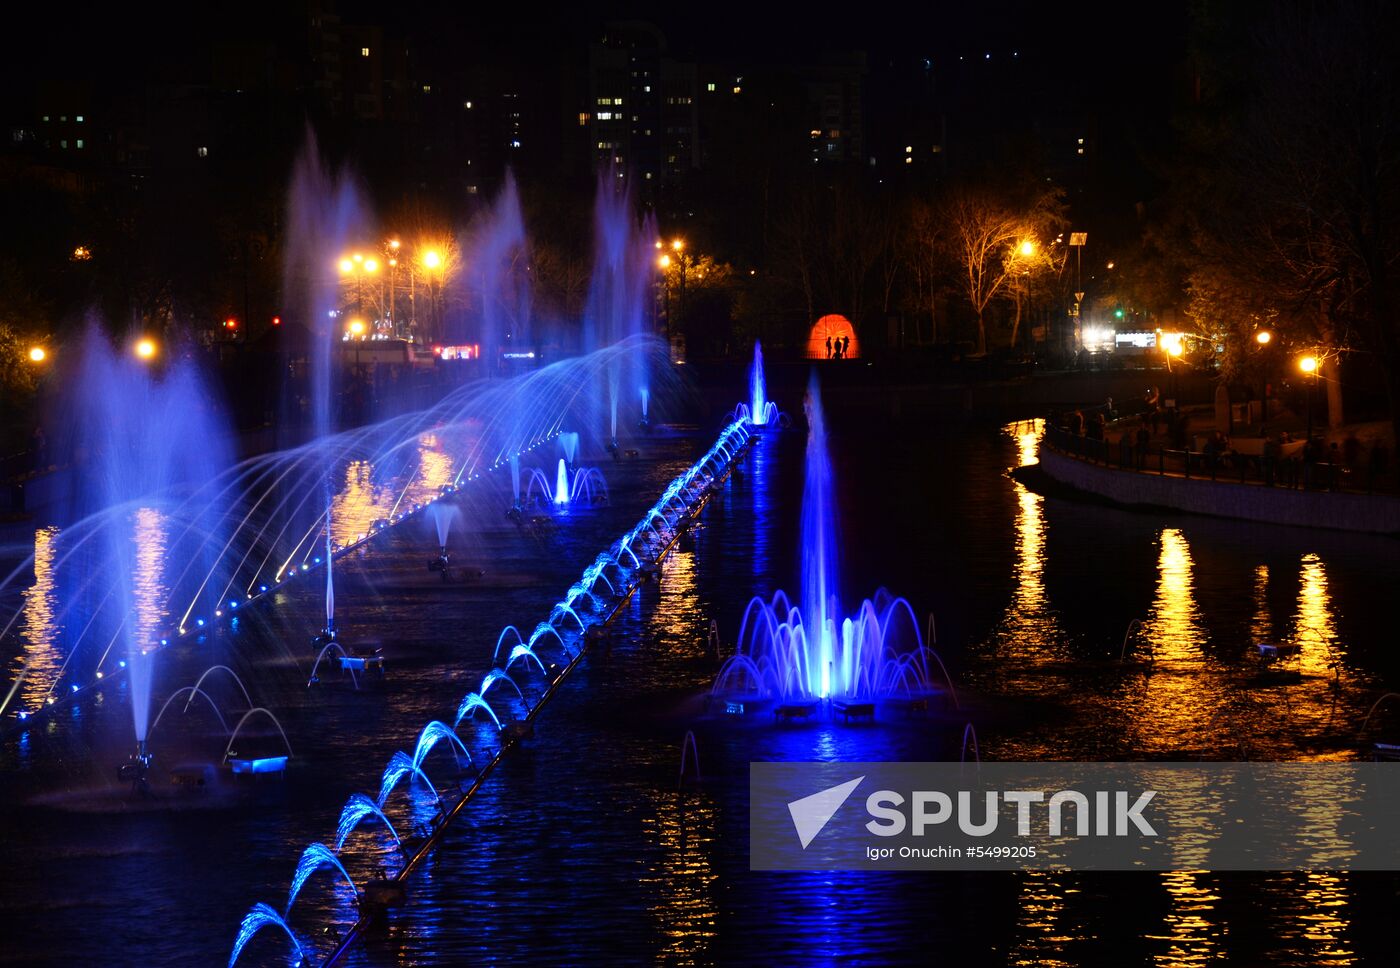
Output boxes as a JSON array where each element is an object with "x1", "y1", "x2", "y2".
[{"x1": 1038, "y1": 447, "x2": 1400, "y2": 536}]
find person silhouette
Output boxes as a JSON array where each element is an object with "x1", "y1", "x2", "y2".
[
  {"x1": 841, "y1": 335, "x2": 850, "y2": 358},
  {"x1": 826, "y1": 335, "x2": 833, "y2": 359}
]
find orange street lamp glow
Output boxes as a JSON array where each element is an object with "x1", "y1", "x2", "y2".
[
  {"x1": 654, "y1": 240, "x2": 663, "y2": 250},
  {"x1": 388, "y1": 239, "x2": 401, "y2": 251},
  {"x1": 135, "y1": 338, "x2": 157, "y2": 360},
  {"x1": 671, "y1": 238, "x2": 684, "y2": 252},
  {"x1": 363, "y1": 258, "x2": 379, "y2": 273},
  {"x1": 1018, "y1": 240, "x2": 1036, "y2": 257},
  {"x1": 1256, "y1": 330, "x2": 1272, "y2": 345},
  {"x1": 423, "y1": 249, "x2": 443, "y2": 270},
  {"x1": 338, "y1": 257, "x2": 354, "y2": 274},
  {"x1": 1299, "y1": 355, "x2": 1318, "y2": 374},
  {"x1": 352, "y1": 252, "x2": 363, "y2": 264},
  {"x1": 658, "y1": 254, "x2": 672, "y2": 269},
  {"x1": 348, "y1": 319, "x2": 367, "y2": 336},
  {"x1": 28, "y1": 346, "x2": 46, "y2": 363}
]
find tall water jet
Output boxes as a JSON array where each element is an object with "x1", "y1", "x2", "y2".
[
  {"x1": 583, "y1": 171, "x2": 656, "y2": 439},
  {"x1": 468, "y1": 172, "x2": 531, "y2": 363},
  {"x1": 510, "y1": 454, "x2": 522, "y2": 508},
  {"x1": 801, "y1": 372, "x2": 839, "y2": 697},
  {"x1": 555, "y1": 459, "x2": 570, "y2": 505},
  {"x1": 750, "y1": 340, "x2": 771, "y2": 426},
  {"x1": 283, "y1": 134, "x2": 367, "y2": 645},
  {"x1": 51, "y1": 324, "x2": 232, "y2": 750}
]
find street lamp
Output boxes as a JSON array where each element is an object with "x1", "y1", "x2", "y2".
[
  {"x1": 422, "y1": 249, "x2": 445, "y2": 343},
  {"x1": 1018, "y1": 239, "x2": 1036, "y2": 258},
  {"x1": 1254, "y1": 330, "x2": 1273, "y2": 421},
  {"x1": 1299, "y1": 354, "x2": 1319, "y2": 443},
  {"x1": 134, "y1": 338, "x2": 157, "y2": 361},
  {"x1": 28, "y1": 346, "x2": 47, "y2": 363}
]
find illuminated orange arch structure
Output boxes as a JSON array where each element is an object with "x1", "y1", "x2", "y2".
[{"x1": 807, "y1": 314, "x2": 858, "y2": 359}]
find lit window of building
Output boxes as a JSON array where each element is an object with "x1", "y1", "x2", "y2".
[
  {"x1": 76, "y1": 115, "x2": 83, "y2": 123},
  {"x1": 361, "y1": 47, "x2": 370, "y2": 57},
  {"x1": 197, "y1": 146, "x2": 208, "y2": 157},
  {"x1": 75, "y1": 139, "x2": 83, "y2": 149},
  {"x1": 706, "y1": 82, "x2": 716, "y2": 92}
]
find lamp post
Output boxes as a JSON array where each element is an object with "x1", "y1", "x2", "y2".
[
  {"x1": 1299, "y1": 354, "x2": 1319, "y2": 443},
  {"x1": 1255, "y1": 330, "x2": 1273, "y2": 423},
  {"x1": 386, "y1": 239, "x2": 401, "y2": 337},
  {"x1": 658, "y1": 253, "x2": 673, "y2": 347},
  {"x1": 423, "y1": 249, "x2": 444, "y2": 344},
  {"x1": 670, "y1": 239, "x2": 687, "y2": 339},
  {"x1": 338, "y1": 254, "x2": 379, "y2": 320}
]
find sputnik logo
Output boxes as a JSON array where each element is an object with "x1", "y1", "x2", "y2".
[{"x1": 787, "y1": 776, "x2": 864, "y2": 848}]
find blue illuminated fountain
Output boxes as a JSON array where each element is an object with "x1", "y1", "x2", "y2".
[
  {"x1": 730, "y1": 339, "x2": 787, "y2": 428},
  {"x1": 229, "y1": 416, "x2": 753, "y2": 967},
  {"x1": 0, "y1": 337, "x2": 677, "y2": 738},
  {"x1": 748, "y1": 340, "x2": 777, "y2": 426},
  {"x1": 521, "y1": 460, "x2": 608, "y2": 506},
  {"x1": 711, "y1": 373, "x2": 953, "y2": 709},
  {"x1": 42, "y1": 324, "x2": 234, "y2": 770}
]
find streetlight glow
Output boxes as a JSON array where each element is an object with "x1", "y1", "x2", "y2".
[
  {"x1": 363, "y1": 258, "x2": 379, "y2": 273},
  {"x1": 338, "y1": 258, "x2": 354, "y2": 274},
  {"x1": 134, "y1": 338, "x2": 157, "y2": 360},
  {"x1": 423, "y1": 249, "x2": 443, "y2": 270},
  {"x1": 658, "y1": 254, "x2": 671, "y2": 269},
  {"x1": 671, "y1": 238, "x2": 684, "y2": 252},
  {"x1": 1256, "y1": 330, "x2": 1272, "y2": 345},
  {"x1": 1018, "y1": 240, "x2": 1036, "y2": 257},
  {"x1": 28, "y1": 347, "x2": 46, "y2": 363},
  {"x1": 1299, "y1": 355, "x2": 1318, "y2": 374},
  {"x1": 348, "y1": 318, "x2": 367, "y2": 336}
]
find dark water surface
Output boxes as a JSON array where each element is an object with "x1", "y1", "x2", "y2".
[{"x1": 3, "y1": 419, "x2": 1400, "y2": 966}]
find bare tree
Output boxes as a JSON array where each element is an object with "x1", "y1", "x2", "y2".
[{"x1": 944, "y1": 187, "x2": 1063, "y2": 354}]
